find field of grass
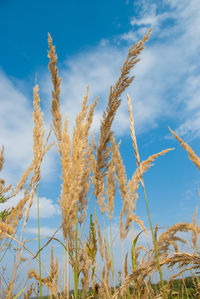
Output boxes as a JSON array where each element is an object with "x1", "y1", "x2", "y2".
[
  {"x1": 30, "y1": 275, "x2": 200, "y2": 298},
  {"x1": 1, "y1": 28, "x2": 200, "y2": 298}
]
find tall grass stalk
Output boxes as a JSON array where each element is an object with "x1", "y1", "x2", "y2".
[
  {"x1": 109, "y1": 219, "x2": 115, "y2": 290},
  {"x1": 181, "y1": 274, "x2": 189, "y2": 299},
  {"x1": 66, "y1": 238, "x2": 69, "y2": 299},
  {"x1": 13, "y1": 286, "x2": 26, "y2": 299},
  {"x1": 103, "y1": 215, "x2": 115, "y2": 291},
  {"x1": 37, "y1": 184, "x2": 42, "y2": 299},
  {"x1": 131, "y1": 229, "x2": 142, "y2": 298},
  {"x1": 2, "y1": 29, "x2": 200, "y2": 298},
  {"x1": 60, "y1": 246, "x2": 64, "y2": 298},
  {"x1": 74, "y1": 205, "x2": 79, "y2": 299},
  {"x1": 0, "y1": 239, "x2": 12, "y2": 264},
  {"x1": 142, "y1": 184, "x2": 167, "y2": 299},
  {"x1": 127, "y1": 93, "x2": 167, "y2": 298}
]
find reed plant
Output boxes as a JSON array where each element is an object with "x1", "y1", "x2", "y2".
[{"x1": 0, "y1": 28, "x2": 200, "y2": 298}]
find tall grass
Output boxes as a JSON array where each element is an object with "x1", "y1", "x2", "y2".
[{"x1": 0, "y1": 28, "x2": 200, "y2": 298}]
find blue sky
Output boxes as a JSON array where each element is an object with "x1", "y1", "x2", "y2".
[{"x1": 1, "y1": 0, "x2": 200, "y2": 293}]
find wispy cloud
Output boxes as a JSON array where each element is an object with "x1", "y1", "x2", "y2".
[
  {"x1": 25, "y1": 225, "x2": 62, "y2": 238},
  {"x1": 28, "y1": 196, "x2": 61, "y2": 219},
  {"x1": 0, "y1": 191, "x2": 60, "y2": 219},
  {"x1": 128, "y1": 0, "x2": 200, "y2": 139},
  {"x1": 0, "y1": 70, "x2": 33, "y2": 172},
  {"x1": 0, "y1": 70, "x2": 59, "y2": 186},
  {"x1": 1, "y1": 1, "x2": 200, "y2": 232},
  {"x1": 0, "y1": 1, "x2": 199, "y2": 218},
  {"x1": 37, "y1": 0, "x2": 200, "y2": 143}
]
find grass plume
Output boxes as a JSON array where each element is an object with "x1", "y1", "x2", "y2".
[{"x1": 1, "y1": 28, "x2": 200, "y2": 299}]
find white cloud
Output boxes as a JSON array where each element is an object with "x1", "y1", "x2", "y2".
[
  {"x1": 172, "y1": 111, "x2": 200, "y2": 142},
  {"x1": 0, "y1": 191, "x2": 60, "y2": 219},
  {"x1": 0, "y1": 70, "x2": 59, "y2": 186},
  {"x1": 1, "y1": 0, "x2": 200, "y2": 192},
  {"x1": 1, "y1": 0, "x2": 200, "y2": 221},
  {"x1": 128, "y1": 0, "x2": 200, "y2": 139},
  {"x1": 25, "y1": 225, "x2": 62, "y2": 238},
  {"x1": 0, "y1": 70, "x2": 33, "y2": 171},
  {"x1": 28, "y1": 196, "x2": 61, "y2": 219},
  {"x1": 36, "y1": 1, "x2": 200, "y2": 142}
]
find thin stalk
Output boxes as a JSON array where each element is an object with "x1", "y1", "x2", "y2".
[
  {"x1": 131, "y1": 221, "x2": 137, "y2": 299},
  {"x1": 0, "y1": 239, "x2": 12, "y2": 264},
  {"x1": 94, "y1": 258, "x2": 113, "y2": 299},
  {"x1": 94, "y1": 195, "x2": 97, "y2": 225},
  {"x1": 103, "y1": 215, "x2": 115, "y2": 291},
  {"x1": 79, "y1": 191, "x2": 92, "y2": 241},
  {"x1": 66, "y1": 237, "x2": 69, "y2": 299},
  {"x1": 91, "y1": 262, "x2": 95, "y2": 293},
  {"x1": 37, "y1": 185, "x2": 42, "y2": 299},
  {"x1": 4, "y1": 233, "x2": 50, "y2": 274},
  {"x1": 181, "y1": 274, "x2": 189, "y2": 299},
  {"x1": 74, "y1": 205, "x2": 79, "y2": 299},
  {"x1": 142, "y1": 184, "x2": 167, "y2": 299},
  {"x1": 60, "y1": 243, "x2": 65, "y2": 298},
  {"x1": 109, "y1": 218, "x2": 115, "y2": 290},
  {"x1": 13, "y1": 286, "x2": 26, "y2": 299}
]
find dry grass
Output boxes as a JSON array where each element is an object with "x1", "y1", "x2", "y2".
[{"x1": 0, "y1": 28, "x2": 200, "y2": 299}]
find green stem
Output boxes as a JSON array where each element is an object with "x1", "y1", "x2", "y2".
[
  {"x1": 37, "y1": 184, "x2": 42, "y2": 299},
  {"x1": 142, "y1": 185, "x2": 167, "y2": 299},
  {"x1": 92, "y1": 263, "x2": 95, "y2": 292}
]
